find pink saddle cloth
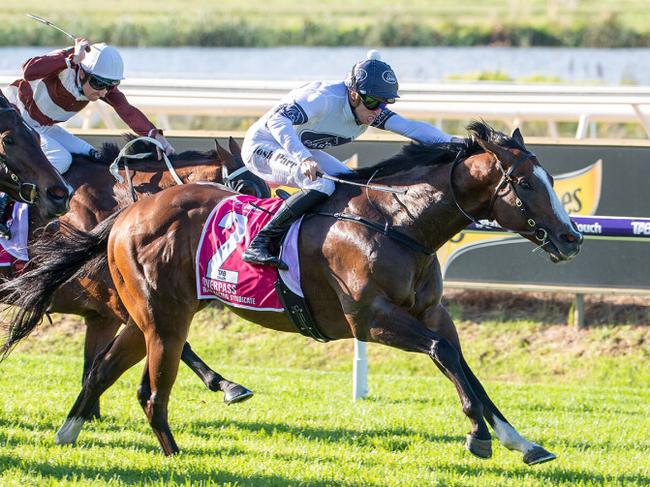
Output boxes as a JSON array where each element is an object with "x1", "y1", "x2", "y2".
[
  {"x1": 0, "y1": 201, "x2": 29, "y2": 267},
  {"x1": 0, "y1": 247, "x2": 14, "y2": 267},
  {"x1": 196, "y1": 194, "x2": 303, "y2": 312}
]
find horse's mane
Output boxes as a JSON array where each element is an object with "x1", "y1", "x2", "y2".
[
  {"x1": 75, "y1": 134, "x2": 219, "y2": 168},
  {"x1": 0, "y1": 91, "x2": 11, "y2": 109},
  {"x1": 348, "y1": 120, "x2": 526, "y2": 181}
]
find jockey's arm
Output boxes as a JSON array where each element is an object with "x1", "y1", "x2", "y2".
[
  {"x1": 102, "y1": 89, "x2": 174, "y2": 156},
  {"x1": 266, "y1": 113, "x2": 312, "y2": 164},
  {"x1": 265, "y1": 100, "x2": 322, "y2": 165},
  {"x1": 102, "y1": 88, "x2": 157, "y2": 136},
  {"x1": 373, "y1": 110, "x2": 454, "y2": 144},
  {"x1": 21, "y1": 48, "x2": 73, "y2": 81}
]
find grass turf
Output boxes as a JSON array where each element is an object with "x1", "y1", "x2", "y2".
[{"x1": 0, "y1": 303, "x2": 648, "y2": 486}]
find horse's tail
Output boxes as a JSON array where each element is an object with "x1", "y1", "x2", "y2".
[{"x1": 0, "y1": 208, "x2": 125, "y2": 362}]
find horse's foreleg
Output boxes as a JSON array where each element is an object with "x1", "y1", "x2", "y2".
[
  {"x1": 460, "y1": 357, "x2": 556, "y2": 465},
  {"x1": 56, "y1": 321, "x2": 145, "y2": 446},
  {"x1": 361, "y1": 298, "x2": 491, "y2": 459},
  {"x1": 181, "y1": 342, "x2": 254, "y2": 404},
  {"x1": 422, "y1": 303, "x2": 556, "y2": 465},
  {"x1": 82, "y1": 313, "x2": 122, "y2": 420}
]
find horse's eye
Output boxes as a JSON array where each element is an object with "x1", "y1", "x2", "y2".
[
  {"x1": 3, "y1": 136, "x2": 14, "y2": 146},
  {"x1": 519, "y1": 179, "x2": 532, "y2": 190}
]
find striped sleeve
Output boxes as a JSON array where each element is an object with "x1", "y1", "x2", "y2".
[
  {"x1": 22, "y1": 48, "x2": 73, "y2": 81},
  {"x1": 102, "y1": 88, "x2": 157, "y2": 136}
]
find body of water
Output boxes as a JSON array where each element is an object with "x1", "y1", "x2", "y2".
[{"x1": 1, "y1": 46, "x2": 648, "y2": 85}]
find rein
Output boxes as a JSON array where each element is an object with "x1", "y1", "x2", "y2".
[
  {"x1": 109, "y1": 136, "x2": 184, "y2": 202},
  {"x1": 0, "y1": 107, "x2": 39, "y2": 204},
  {"x1": 449, "y1": 149, "x2": 549, "y2": 243},
  {"x1": 312, "y1": 145, "x2": 551, "y2": 257}
]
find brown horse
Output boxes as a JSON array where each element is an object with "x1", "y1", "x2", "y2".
[
  {"x1": 4, "y1": 122, "x2": 582, "y2": 464},
  {"x1": 0, "y1": 135, "x2": 268, "y2": 412},
  {"x1": 0, "y1": 91, "x2": 71, "y2": 220}
]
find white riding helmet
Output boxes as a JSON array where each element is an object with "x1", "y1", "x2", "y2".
[{"x1": 80, "y1": 43, "x2": 125, "y2": 81}]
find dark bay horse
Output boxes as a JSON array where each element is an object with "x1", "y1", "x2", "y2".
[
  {"x1": 0, "y1": 92, "x2": 71, "y2": 220},
  {"x1": 0, "y1": 135, "x2": 268, "y2": 411},
  {"x1": 3, "y1": 122, "x2": 582, "y2": 464}
]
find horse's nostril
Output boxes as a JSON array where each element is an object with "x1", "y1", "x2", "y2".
[
  {"x1": 47, "y1": 185, "x2": 69, "y2": 201},
  {"x1": 562, "y1": 231, "x2": 583, "y2": 244}
]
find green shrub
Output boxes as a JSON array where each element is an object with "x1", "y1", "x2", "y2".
[{"x1": 2, "y1": 15, "x2": 649, "y2": 48}]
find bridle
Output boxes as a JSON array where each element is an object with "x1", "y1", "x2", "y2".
[
  {"x1": 449, "y1": 146, "x2": 549, "y2": 243},
  {"x1": 0, "y1": 107, "x2": 39, "y2": 204}
]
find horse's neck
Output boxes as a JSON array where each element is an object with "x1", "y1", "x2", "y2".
[
  {"x1": 68, "y1": 159, "x2": 221, "y2": 203},
  {"x1": 354, "y1": 164, "x2": 472, "y2": 252}
]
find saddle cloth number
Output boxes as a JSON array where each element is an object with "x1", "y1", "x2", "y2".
[{"x1": 206, "y1": 210, "x2": 248, "y2": 284}]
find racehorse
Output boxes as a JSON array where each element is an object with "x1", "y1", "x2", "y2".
[
  {"x1": 0, "y1": 91, "x2": 71, "y2": 221},
  {"x1": 2, "y1": 121, "x2": 583, "y2": 464},
  {"x1": 0, "y1": 135, "x2": 269, "y2": 414}
]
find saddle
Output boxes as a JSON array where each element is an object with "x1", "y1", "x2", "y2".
[{"x1": 195, "y1": 194, "x2": 328, "y2": 341}]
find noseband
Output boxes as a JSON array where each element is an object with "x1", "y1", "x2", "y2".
[
  {"x1": 0, "y1": 107, "x2": 39, "y2": 204},
  {"x1": 449, "y1": 148, "x2": 549, "y2": 243}
]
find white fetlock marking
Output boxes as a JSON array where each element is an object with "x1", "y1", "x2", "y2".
[
  {"x1": 55, "y1": 418, "x2": 85, "y2": 445},
  {"x1": 492, "y1": 415, "x2": 538, "y2": 453}
]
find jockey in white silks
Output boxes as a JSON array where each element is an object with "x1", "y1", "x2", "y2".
[
  {"x1": 241, "y1": 50, "x2": 458, "y2": 270},
  {"x1": 1, "y1": 38, "x2": 175, "y2": 239}
]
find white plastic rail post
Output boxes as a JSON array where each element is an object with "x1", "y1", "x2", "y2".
[{"x1": 353, "y1": 339, "x2": 368, "y2": 401}]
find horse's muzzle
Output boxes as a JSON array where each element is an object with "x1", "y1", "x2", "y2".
[
  {"x1": 45, "y1": 184, "x2": 72, "y2": 216},
  {"x1": 548, "y1": 228, "x2": 583, "y2": 262}
]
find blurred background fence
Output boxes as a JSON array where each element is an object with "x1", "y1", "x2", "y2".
[{"x1": 4, "y1": 76, "x2": 650, "y2": 140}]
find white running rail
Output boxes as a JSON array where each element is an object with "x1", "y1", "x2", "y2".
[{"x1": 3, "y1": 77, "x2": 650, "y2": 139}]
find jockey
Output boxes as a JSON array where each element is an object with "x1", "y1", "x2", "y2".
[
  {"x1": 241, "y1": 50, "x2": 456, "y2": 270},
  {"x1": 1, "y1": 38, "x2": 175, "y2": 238}
]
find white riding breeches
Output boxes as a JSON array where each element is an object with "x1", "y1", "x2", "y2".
[
  {"x1": 34, "y1": 124, "x2": 94, "y2": 174},
  {"x1": 243, "y1": 141, "x2": 352, "y2": 196}
]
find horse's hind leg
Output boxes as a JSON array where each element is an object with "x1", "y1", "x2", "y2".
[
  {"x1": 141, "y1": 326, "x2": 189, "y2": 456},
  {"x1": 82, "y1": 313, "x2": 122, "y2": 420},
  {"x1": 56, "y1": 321, "x2": 145, "y2": 445},
  {"x1": 423, "y1": 304, "x2": 556, "y2": 465},
  {"x1": 181, "y1": 342, "x2": 254, "y2": 404}
]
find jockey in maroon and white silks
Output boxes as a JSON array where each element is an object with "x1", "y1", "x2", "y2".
[
  {"x1": 4, "y1": 38, "x2": 174, "y2": 174},
  {"x1": 240, "y1": 50, "x2": 457, "y2": 270},
  {"x1": 0, "y1": 38, "x2": 175, "y2": 239}
]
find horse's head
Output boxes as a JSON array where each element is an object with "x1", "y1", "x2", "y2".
[
  {"x1": 0, "y1": 94, "x2": 72, "y2": 219},
  {"x1": 216, "y1": 137, "x2": 270, "y2": 198},
  {"x1": 463, "y1": 124, "x2": 582, "y2": 262}
]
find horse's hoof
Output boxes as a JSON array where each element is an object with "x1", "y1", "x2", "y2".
[
  {"x1": 223, "y1": 384, "x2": 254, "y2": 405},
  {"x1": 465, "y1": 433, "x2": 492, "y2": 459},
  {"x1": 55, "y1": 418, "x2": 84, "y2": 445},
  {"x1": 524, "y1": 446, "x2": 557, "y2": 465}
]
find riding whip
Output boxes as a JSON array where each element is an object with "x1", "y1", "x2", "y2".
[
  {"x1": 316, "y1": 172, "x2": 406, "y2": 195},
  {"x1": 26, "y1": 14, "x2": 92, "y2": 52}
]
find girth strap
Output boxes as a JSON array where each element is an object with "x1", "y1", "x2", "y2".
[{"x1": 275, "y1": 277, "x2": 330, "y2": 342}]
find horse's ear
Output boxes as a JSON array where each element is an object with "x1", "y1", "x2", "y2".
[
  {"x1": 214, "y1": 139, "x2": 235, "y2": 169},
  {"x1": 476, "y1": 137, "x2": 500, "y2": 156},
  {"x1": 511, "y1": 128, "x2": 525, "y2": 147},
  {"x1": 228, "y1": 137, "x2": 241, "y2": 156}
]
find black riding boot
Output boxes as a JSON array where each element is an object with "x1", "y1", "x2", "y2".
[
  {"x1": 0, "y1": 193, "x2": 11, "y2": 239},
  {"x1": 242, "y1": 189, "x2": 328, "y2": 270}
]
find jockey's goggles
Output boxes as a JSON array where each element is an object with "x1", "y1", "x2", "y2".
[
  {"x1": 360, "y1": 94, "x2": 394, "y2": 110},
  {"x1": 87, "y1": 74, "x2": 120, "y2": 91}
]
